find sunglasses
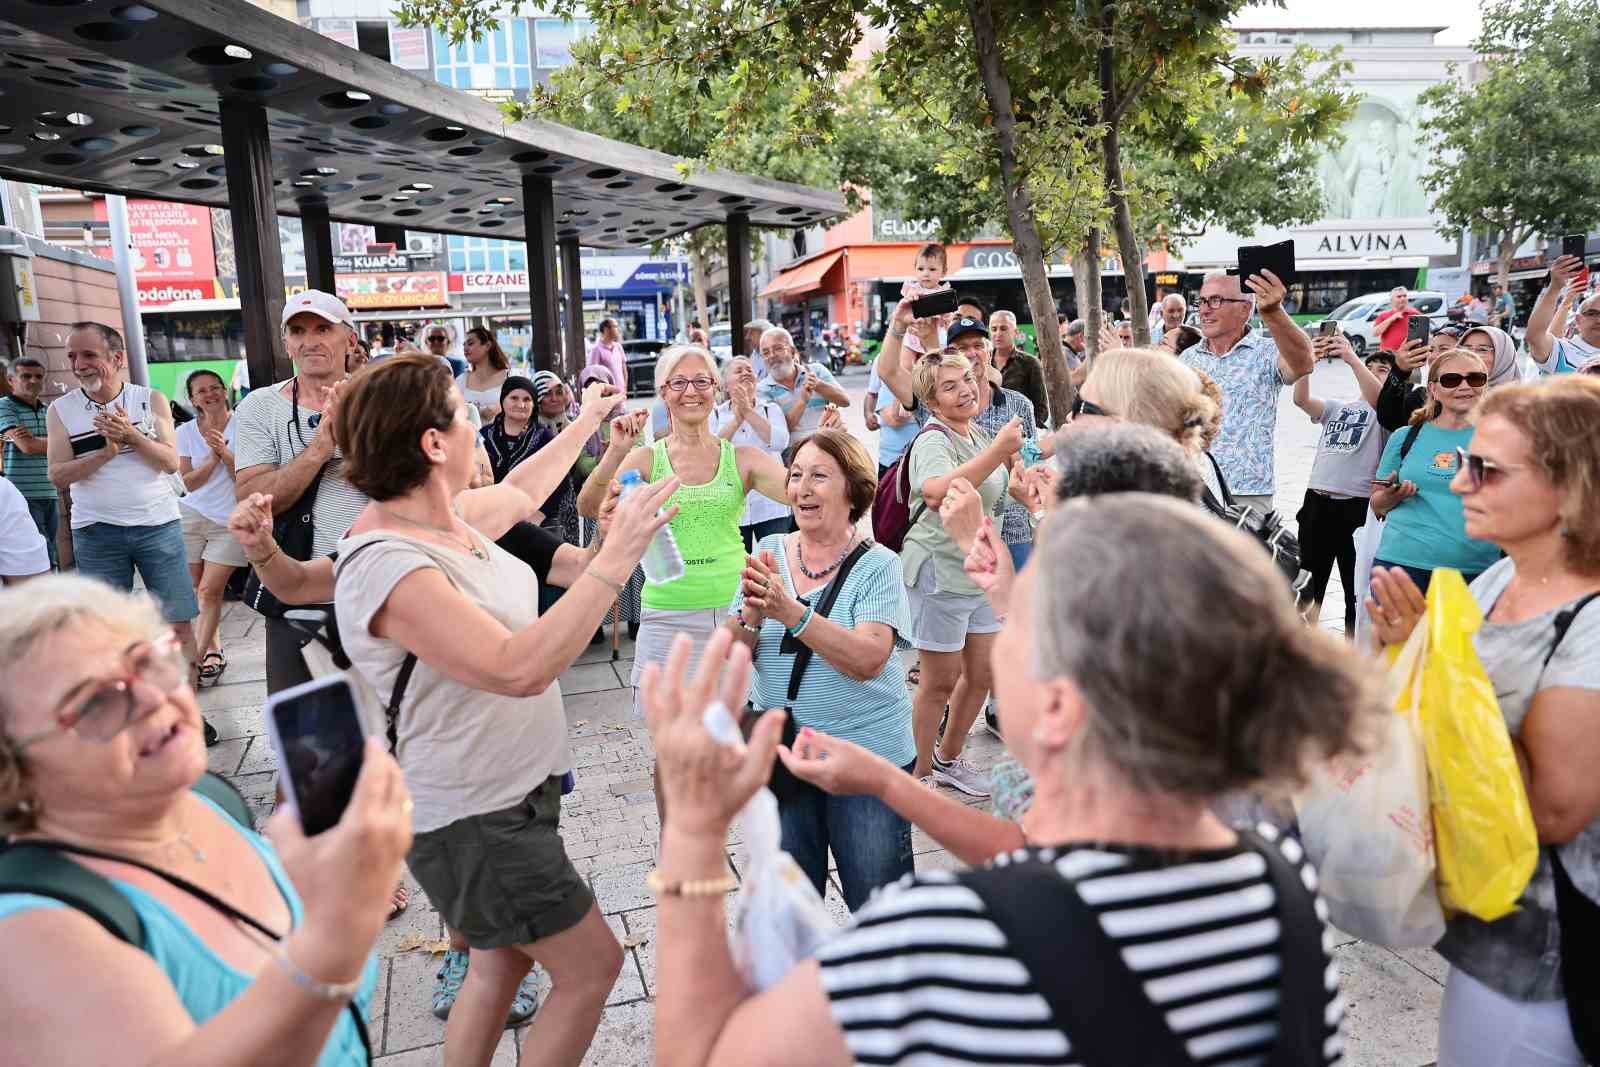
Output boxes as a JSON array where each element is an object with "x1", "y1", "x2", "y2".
[
  {"x1": 19, "y1": 632, "x2": 188, "y2": 749},
  {"x1": 1455, "y1": 447, "x2": 1524, "y2": 490},
  {"x1": 1070, "y1": 395, "x2": 1112, "y2": 419},
  {"x1": 1434, "y1": 371, "x2": 1488, "y2": 389}
]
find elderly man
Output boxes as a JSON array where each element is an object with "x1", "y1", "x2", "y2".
[
  {"x1": 1527, "y1": 254, "x2": 1600, "y2": 373},
  {"x1": 1149, "y1": 293, "x2": 1188, "y2": 345},
  {"x1": 1179, "y1": 269, "x2": 1315, "y2": 514},
  {"x1": 1370, "y1": 287, "x2": 1419, "y2": 353},
  {"x1": 988, "y1": 310, "x2": 1048, "y2": 427}
]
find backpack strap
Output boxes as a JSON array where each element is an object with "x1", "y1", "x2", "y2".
[
  {"x1": 1541, "y1": 591, "x2": 1600, "y2": 671},
  {"x1": 784, "y1": 541, "x2": 873, "y2": 706},
  {"x1": 337, "y1": 539, "x2": 422, "y2": 755},
  {"x1": 1397, "y1": 418, "x2": 1426, "y2": 463},
  {"x1": 192, "y1": 771, "x2": 255, "y2": 833}
]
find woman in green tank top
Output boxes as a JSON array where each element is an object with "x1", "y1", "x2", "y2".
[{"x1": 578, "y1": 345, "x2": 789, "y2": 726}]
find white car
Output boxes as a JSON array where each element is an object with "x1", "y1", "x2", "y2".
[
  {"x1": 708, "y1": 322, "x2": 733, "y2": 367},
  {"x1": 1309, "y1": 290, "x2": 1451, "y2": 355}
]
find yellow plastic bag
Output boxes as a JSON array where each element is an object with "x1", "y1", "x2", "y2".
[{"x1": 1411, "y1": 569, "x2": 1538, "y2": 921}]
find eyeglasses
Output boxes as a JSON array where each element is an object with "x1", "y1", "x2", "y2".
[
  {"x1": 1069, "y1": 395, "x2": 1112, "y2": 420},
  {"x1": 1435, "y1": 371, "x2": 1488, "y2": 389},
  {"x1": 19, "y1": 632, "x2": 188, "y2": 749},
  {"x1": 1458, "y1": 343, "x2": 1496, "y2": 356},
  {"x1": 1579, "y1": 309, "x2": 1600, "y2": 320},
  {"x1": 1195, "y1": 295, "x2": 1252, "y2": 311},
  {"x1": 664, "y1": 376, "x2": 716, "y2": 394},
  {"x1": 1455, "y1": 447, "x2": 1524, "y2": 490}
]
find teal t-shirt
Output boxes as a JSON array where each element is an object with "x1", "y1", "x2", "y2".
[
  {"x1": 1374, "y1": 422, "x2": 1500, "y2": 576},
  {"x1": 0, "y1": 795, "x2": 378, "y2": 1066},
  {"x1": 733, "y1": 535, "x2": 916, "y2": 768}
]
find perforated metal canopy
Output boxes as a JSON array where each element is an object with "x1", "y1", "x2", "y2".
[{"x1": 0, "y1": 0, "x2": 845, "y2": 248}]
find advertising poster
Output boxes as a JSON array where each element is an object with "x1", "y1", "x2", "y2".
[{"x1": 337, "y1": 271, "x2": 449, "y2": 309}]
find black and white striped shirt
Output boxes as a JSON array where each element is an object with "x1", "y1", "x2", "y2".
[{"x1": 817, "y1": 833, "x2": 1346, "y2": 1066}]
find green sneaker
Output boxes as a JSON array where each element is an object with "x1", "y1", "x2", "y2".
[{"x1": 431, "y1": 949, "x2": 469, "y2": 1020}]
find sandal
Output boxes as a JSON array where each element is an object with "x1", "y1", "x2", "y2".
[
  {"x1": 197, "y1": 650, "x2": 227, "y2": 685},
  {"x1": 387, "y1": 883, "x2": 409, "y2": 921},
  {"x1": 906, "y1": 664, "x2": 921, "y2": 686}
]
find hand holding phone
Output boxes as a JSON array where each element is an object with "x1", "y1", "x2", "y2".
[
  {"x1": 1407, "y1": 316, "x2": 1432, "y2": 345},
  {"x1": 1318, "y1": 320, "x2": 1339, "y2": 338},
  {"x1": 909, "y1": 286, "x2": 959, "y2": 320},
  {"x1": 264, "y1": 675, "x2": 368, "y2": 836}
]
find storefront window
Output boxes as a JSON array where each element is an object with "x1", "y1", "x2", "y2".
[
  {"x1": 433, "y1": 20, "x2": 532, "y2": 89},
  {"x1": 533, "y1": 18, "x2": 595, "y2": 68}
]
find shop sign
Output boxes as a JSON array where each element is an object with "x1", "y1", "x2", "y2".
[
  {"x1": 1314, "y1": 232, "x2": 1410, "y2": 254},
  {"x1": 336, "y1": 271, "x2": 448, "y2": 309},
  {"x1": 92, "y1": 199, "x2": 217, "y2": 282},
  {"x1": 334, "y1": 252, "x2": 412, "y2": 272},
  {"x1": 137, "y1": 280, "x2": 216, "y2": 308},
  {"x1": 389, "y1": 26, "x2": 430, "y2": 70},
  {"x1": 451, "y1": 270, "x2": 529, "y2": 293}
]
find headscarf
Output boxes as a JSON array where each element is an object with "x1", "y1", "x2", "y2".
[
  {"x1": 1459, "y1": 325, "x2": 1520, "y2": 389},
  {"x1": 529, "y1": 370, "x2": 572, "y2": 433},
  {"x1": 578, "y1": 364, "x2": 614, "y2": 390},
  {"x1": 500, "y1": 374, "x2": 536, "y2": 405}
]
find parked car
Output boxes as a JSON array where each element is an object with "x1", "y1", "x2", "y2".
[
  {"x1": 708, "y1": 322, "x2": 733, "y2": 367},
  {"x1": 623, "y1": 338, "x2": 672, "y2": 397},
  {"x1": 1306, "y1": 290, "x2": 1449, "y2": 355}
]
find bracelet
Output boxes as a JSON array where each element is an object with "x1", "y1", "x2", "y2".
[
  {"x1": 734, "y1": 613, "x2": 761, "y2": 635},
  {"x1": 585, "y1": 567, "x2": 625, "y2": 595},
  {"x1": 246, "y1": 543, "x2": 280, "y2": 569},
  {"x1": 889, "y1": 324, "x2": 907, "y2": 339},
  {"x1": 646, "y1": 869, "x2": 739, "y2": 898},
  {"x1": 788, "y1": 604, "x2": 815, "y2": 638},
  {"x1": 273, "y1": 946, "x2": 362, "y2": 1003}
]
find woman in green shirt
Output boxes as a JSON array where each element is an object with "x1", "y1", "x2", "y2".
[{"x1": 578, "y1": 345, "x2": 789, "y2": 724}]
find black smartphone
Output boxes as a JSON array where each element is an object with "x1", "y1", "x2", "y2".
[
  {"x1": 1407, "y1": 316, "x2": 1431, "y2": 345},
  {"x1": 264, "y1": 675, "x2": 366, "y2": 836},
  {"x1": 1237, "y1": 239, "x2": 1297, "y2": 288},
  {"x1": 909, "y1": 286, "x2": 959, "y2": 319},
  {"x1": 1318, "y1": 320, "x2": 1339, "y2": 338},
  {"x1": 1563, "y1": 234, "x2": 1586, "y2": 260},
  {"x1": 68, "y1": 432, "x2": 109, "y2": 456}
]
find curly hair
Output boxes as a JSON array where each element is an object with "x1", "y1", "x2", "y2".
[{"x1": 1087, "y1": 347, "x2": 1220, "y2": 456}]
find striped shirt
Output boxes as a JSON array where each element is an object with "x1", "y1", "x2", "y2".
[
  {"x1": 0, "y1": 396, "x2": 51, "y2": 499},
  {"x1": 818, "y1": 834, "x2": 1346, "y2": 1066},
  {"x1": 733, "y1": 536, "x2": 916, "y2": 768},
  {"x1": 972, "y1": 385, "x2": 1038, "y2": 545}
]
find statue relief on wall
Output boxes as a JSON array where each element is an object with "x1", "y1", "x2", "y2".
[{"x1": 1317, "y1": 98, "x2": 1427, "y2": 220}]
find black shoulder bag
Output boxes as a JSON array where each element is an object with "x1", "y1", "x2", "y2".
[
  {"x1": 1538, "y1": 592, "x2": 1600, "y2": 1062},
  {"x1": 742, "y1": 541, "x2": 872, "y2": 803},
  {"x1": 1200, "y1": 453, "x2": 1308, "y2": 602},
  {"x1": 242, "y1": 463, "x2": 330, "y2": 619},
  {"x1": 960, "y1": 830, "x2": 1330, "y2": 1067}
]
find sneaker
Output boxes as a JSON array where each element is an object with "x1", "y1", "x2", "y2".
[
  {"x1": 203, "y1": 718, "x2": 219, "y2": 748},
  {"x1": 932, "y1": 754, "x2": 991, "y2": 798},
  {"x1": 507, "y1": 969, "x2": 540, "y2": 1026},
  {"x1": 984, "y1": 700, "x2": 1002, "y2": 741},
  {"x1": 431, "y1": 949, "x2": 469, "y2": 1020}
]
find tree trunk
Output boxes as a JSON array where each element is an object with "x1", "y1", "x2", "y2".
[
  {"x1": 968, "y1": 0, "x2": 1073, "y2": 426},
  {"x1": 1099, "y1": 0, "x2": 1150, "y2": 347},
  {"x1": 1496, "y1": 230, "x2": 1513, "y2": 295},
  {"x1": 690, "y1": 244, "x2": 710, "y2": 336},
  {"x1": 1075, "y1": 230, "x2": 1104, "y2": 361}
]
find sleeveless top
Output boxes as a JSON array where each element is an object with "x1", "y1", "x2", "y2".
[
  {"x1": 50, "y1": 384, "x2": 180, "y2": 529},
  {"x1": 644, "y1": 437, "x2": 746, "y2": 611},
  {"x1": 0, "y1": 794, "x2": 378, "y2": 1066}
]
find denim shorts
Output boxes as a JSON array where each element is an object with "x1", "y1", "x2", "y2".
[
  {"x1": 905, "y1": 562, "x2": 1001, "y2": 653},
  {"x1": 72, "y1": 519, "x2": 199, "y2": 623}
]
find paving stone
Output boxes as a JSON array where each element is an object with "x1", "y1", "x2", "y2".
[
  {"x1": 374, "y1": 870, "x2": 443, "y2": 959},
  {"x1": 1334, "y1": 940, "x2": 1444, "y2": 1066},
  {"x1": 561, "y1": 661, "x2": 625, "y2": 695},
  {"x1": 199, "y1": 705, "x2": 264, "y2": 743},
  {"x1": 205, "y1": 736, "x2": 248, "y2": 776},
  {"x1": 580, "y1": 1000, "x2": 653, "y2": 1067},
  {"x1": 383, "y1": 946, "x2": 449, "y2": 1054},
  {"x1": 591, "y1": 862, "x2": 655, "y2": 914},
  {"x1": 373, "y1": 1029, "x2": 516, "y2": 1065}
]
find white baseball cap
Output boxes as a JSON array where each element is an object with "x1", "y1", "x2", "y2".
[{"x1": 281, "y1": 289, "x2": 355, "y2": 331}]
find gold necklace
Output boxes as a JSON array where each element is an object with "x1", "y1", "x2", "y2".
[{"x1": 383, "y1": 507, "x2": 488, "y2": 560}]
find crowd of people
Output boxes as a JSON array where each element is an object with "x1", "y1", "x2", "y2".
[{"x1": 1, "y1": 232, "x2": 1599, "y2": 1067}]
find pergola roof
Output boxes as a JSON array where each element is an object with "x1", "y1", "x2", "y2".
[{"x1": 0, "y1": 0, "x2": 845, "y2": 249}]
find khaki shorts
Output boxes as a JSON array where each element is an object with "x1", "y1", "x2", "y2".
[
  {"x1": 905, "y1": 561, "x2": 1002, "y2": 653},
  {"x1": 180, "y1": 509, "x2": 248, "y2": 568}
]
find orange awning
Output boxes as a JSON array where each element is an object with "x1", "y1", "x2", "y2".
[{"x1": 760, "y1": 249, "x2": 846, "y2": 301}]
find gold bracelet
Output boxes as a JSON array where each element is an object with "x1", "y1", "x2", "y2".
[
  {"x1": 246, "y1": 543, "x2": 280, "y2": 569},
  {"x1": 646, "y1": 869, "x2": 739, "y2": 898},
  {"x1": 585, "y1": 567, "x2": 625, "y2": 595}
]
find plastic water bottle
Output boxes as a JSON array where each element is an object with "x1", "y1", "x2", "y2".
[{"x1": 617, "y1": 469, "x2": 685, "y2": 583}]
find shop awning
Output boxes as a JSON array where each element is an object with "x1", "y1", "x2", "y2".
[{"x1": 760, "y1": 249, "x2": 845, "y2": 301}]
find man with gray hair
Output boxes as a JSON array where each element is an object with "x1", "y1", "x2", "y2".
[
  {"x1": 0, "y1": 356, "x2": 56, "y2": 567},
  {"x1": 1053, "y1": 420, "x2": 1204, "y2": 504},
  {"x1": 1149, "y1": 292, "x2": 1188, "y2": 345},
  {"x1": 743, "y1": 317, "x2": 774, "y2": 378},
  {"x1": 1527, "y1": 253, "x2": 1600, "y2": 374},
  {"x1": 1180, "y1": 268, "x2": 1314, "y2": 514},
  {"x1": 988, "y1": 310, "x2": 1048, "y2": 426}
]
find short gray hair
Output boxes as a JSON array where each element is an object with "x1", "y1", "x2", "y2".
[
  {"x1": 654, "y1": 344, "x2": 721, "y2": 395},
  {"x1": 758, "y1": 326, "x2": 795, "y2": 352},
  {"x1": 1065, "y1": 319, "x2": 1086, "y2": 338},
  {"x1": 68, "y1": 321, "x2": 125, "y2": 356},
  {"x1": 1051, "y1": 422, "x2": 1203, "y2": 504},
  {"x1": 1161, "y1": 293, "x2": 1187, "y2": 311},
  {"x1": 1201, "y1": 270, "x2": 1246, "y2": 297},
  {"x1": 989, "y1": 310, "x2": 1018, "y2": 328}
]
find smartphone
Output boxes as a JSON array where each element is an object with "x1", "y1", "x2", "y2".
[
  {"x1": 1318, "y1": 320, "x2": 1339, "y2": 338},
  {"x1": 1563, "y1": 234, "x2": 1591, "y2": 289},
  {"x1": 909, "y1": 286, "x2": 959, "y2": 320},
  {"x1": 68, "y1": 432, "x2": 110, "y2": 456},
  {"x1": 264, "y1": 675, "x2": 367, "y2": 836},
  {"x1": 1407, "y1": 316, "x2": 1431, "y2": 345}
]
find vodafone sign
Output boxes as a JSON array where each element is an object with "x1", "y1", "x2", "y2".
[{"x1": 138, "y1": 280, "x2": 216, "y2": 308}]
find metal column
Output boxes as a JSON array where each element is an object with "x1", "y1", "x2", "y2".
[
  {"x1": 219, "y1": 98, "x2": 290, "y2": 387},
  {"x1": 725, "y1": 212, "x2": 751, "y2": 355},
  {"x1": 301, "y1": 202, "x2": 336, "y2": 294},
  {"x1": 522, "y1": 174, "x2": 560, "y2": 373},
  {"x1": 558, "y1": 235, "x2": 584, "y2": 380},
  {"x1": 103, "y1": 194, "x2": 149, "y2": 387}
]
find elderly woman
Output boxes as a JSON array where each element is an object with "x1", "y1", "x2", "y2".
[
  {"x1": 577, "y1": 345, "x2": 788, "y2": 725},
  {"x1": 642, "y1": 494, "x2": 1375, "y2": 1066},
  {"x1": 1370, "y1": 347, "x2": 1500, "y2": 591},
  {"x1": 729, "y1": 429, "x2": 914, "y2": 908},
  {"x1": 1368, "y1": 376, "x2": 1600, "y2": 1067},
  {"x1": 713, "y1": 355, "x2": 791, "y2": 549},
  {"x1": 455, "y1": 327, "x2": 511, "y2": 421},
  {"x1": 316, "y1": 354, "x2": 675, "y2": 1067},
  {"x1": 897, "y1": 349, "x2": 1026, "y2": 792},
  {"x1": 755, "y1": 326, "x2": 851, "y2": 444},
  {"x1": 0, "y1": 576, "x2": 411, "y2": 1065},
  {"x1": 478, "y1": 374, "x2": 540, "y2": 484}
]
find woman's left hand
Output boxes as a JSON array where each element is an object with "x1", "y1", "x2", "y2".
[
  {"x1": 818, "y1": 404, "x2": 843, "y2": 430},
  {"x1": 964, "y1": 516, "x2": 1016, "y2": 615},
  {"x1": 1366, "y1": 565, "x2": 1426, "y2": 649},
  {"x1": 938, "y1": 477, "x2": 984, "y2": 554},
  {"x1": 643, "y1": 629, "x2": 785, "y2": 838},
  {"x1": 777, "y1": 727, "x2": 896, "y2": 798},
  {"x1": 740, "y1": 550, "x2": 801, "y2": 627}
]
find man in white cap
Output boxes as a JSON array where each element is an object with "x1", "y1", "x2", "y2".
[{"x1": 233, "y1": 290, "x2": 369, "y2": 694}]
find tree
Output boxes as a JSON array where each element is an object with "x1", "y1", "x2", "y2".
[{"x1": 1418, "y1": 2, "x2": 1600, "y2": 293}]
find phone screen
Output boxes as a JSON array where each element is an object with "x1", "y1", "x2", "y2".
[
  {"x1": 1318, "y1": 320, "x2": 1338, "y2": 338},
  {"x1": 267, "y1": 677, "x2": 365, "y2": 836}
]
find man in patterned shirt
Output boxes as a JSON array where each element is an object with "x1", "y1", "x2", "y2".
[{"x1": 1180, "y1": 269, "x2": 1315, "y2": 514}]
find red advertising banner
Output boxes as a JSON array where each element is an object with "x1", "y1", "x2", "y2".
[
  {"x1": 92, "y1": 199, "x2": 218, "y2": 283},
  {"x1": 337, "y1": 271, "x2": 449, "y2": 309}
]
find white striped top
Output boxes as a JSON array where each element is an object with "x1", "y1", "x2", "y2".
[{"x1": 817, "y1": 833, "x2": 1346, "y2": 1066}]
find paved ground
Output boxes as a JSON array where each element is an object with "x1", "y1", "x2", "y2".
[{"x1": 203, "y1": 358, "x2": 1445, "y2": 1065}]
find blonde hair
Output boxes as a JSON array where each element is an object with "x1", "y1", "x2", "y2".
[
  {"x1": 1411, "y1": 348, "x2": 1487, "y2": 426},
  {"x1": 0, "y1": 577, "x2": 168, "y2": 834},
  {"x1": 1476, "y1": 376, "x2": 1600, "y2": 574},
  {"x1": 1086, "y1": 347, "x2": 1219, "y2": 456},
  {"x1": 654, "y1": 345, "x2": 722, "y2": 396},
  {"x1": 912, "y1": 350, "x2": 974, "y2": 405}
]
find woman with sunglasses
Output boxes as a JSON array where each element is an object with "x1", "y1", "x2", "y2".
[
  {"x1": 1367, "y1": 376, "x2": 1600, "y2": 1067},
  {"x1": 576, "y1": 345, "x2": 788, "y2": 731},
  {"x1": 1369, "y1": 348, "x2": 1501, "y2": 591},
  {"x1": 0, "y1": 576, "x2": 412, "y2": 1066}
]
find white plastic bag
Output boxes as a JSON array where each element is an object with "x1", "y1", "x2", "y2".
[
  {"x1": 729, "y1": 788, "x2": 839, "y2": 990},
  {"x1": 1351, "y1": 505, "x2": 1385, "y2": 647},
  {"x1": 1295, "y1": 623, "x2": 1446, "y2": 948}
]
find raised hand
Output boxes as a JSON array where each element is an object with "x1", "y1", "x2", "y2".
[
  {"x1": 992, "y1": 415, "x2": 1024, "y2": 457},
  {"x1": 607, "y1": 409, "x2": 650, "y2": 453},
  {"x1": 938, "y1": 476, "x2": 984, "y2": 554},
  {"x1": 1245, "y1": 268, "x2": 1288, "y2": 314},
  {"x1": 228, "y1": 492, "x2": 276, "y2": 554},
  {"x1": 580, "y1": 380, "x2": 624, "y2": 427}
]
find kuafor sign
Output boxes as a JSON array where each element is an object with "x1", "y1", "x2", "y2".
[{"x1": 137, "y1": 280, "x2": 216, "y2": 308}]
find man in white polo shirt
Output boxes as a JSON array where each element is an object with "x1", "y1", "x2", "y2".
[{"x1": 0, "y1": 477, "x2": 48, "y2": 583}]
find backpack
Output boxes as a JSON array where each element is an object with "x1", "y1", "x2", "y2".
[
  {"x1": 871, "y1": 422, "x2": 955, "y2": 552},
  {"x1": 0, "y1": 771, "x2": 373, "y2": 1060},
  {"x1": 1199, "y1": 453, "x2": 1309, "y2": 603}
]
